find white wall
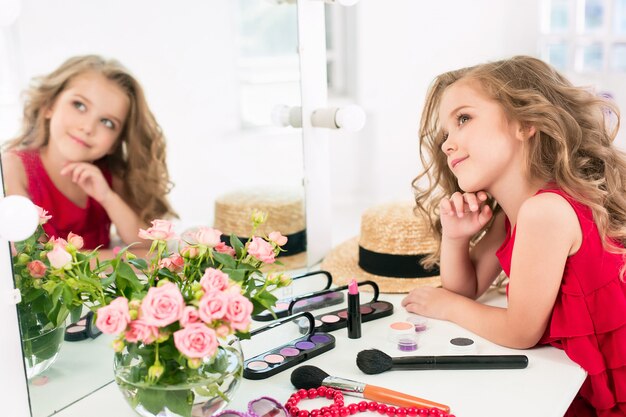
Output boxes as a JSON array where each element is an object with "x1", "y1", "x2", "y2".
[{"x1": 1, "y1": 0, "x2": 304, "y2": 231}]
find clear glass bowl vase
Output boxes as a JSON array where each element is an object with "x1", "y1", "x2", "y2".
[
  {"x1": 114, "y1": 338, "x2": 244, "y2": 417},
  {"x1": 20, "y1": 310, "x2": 66, "y2": 379}
]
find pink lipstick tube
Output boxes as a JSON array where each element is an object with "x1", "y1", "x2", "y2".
[{"x1": 347, "y1": 279, "x2": 361, "y2": 339}]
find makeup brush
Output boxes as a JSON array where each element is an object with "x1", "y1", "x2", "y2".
[
  {"x1": 290, "y1": 365, "x2": 450, "y2": 413},
  {"x1": 357, "y1": 349, "x2": 529, "y2": 375}
]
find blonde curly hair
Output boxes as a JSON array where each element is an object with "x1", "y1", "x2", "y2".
[
  {"x1": 5, "y1": 55, "x2": 177, "y2": 223},
  {"x1": 412, "y1": 55, "x2": 625, "y2": 275}
]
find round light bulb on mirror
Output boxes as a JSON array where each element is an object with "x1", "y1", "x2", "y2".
[
  {"x1": 310, "y1": 105, "x2": 366, "y2": 132},
  {"x1": 0, "y1": 195, "x2": 39, "y2": 242},
  {"x1": 271, "y1": 104, "x2": 303, "y2": 128}
]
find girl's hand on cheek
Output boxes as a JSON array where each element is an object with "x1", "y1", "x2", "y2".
[
  {"x1": 401, "y1": 287, "x2": 456, "y2": 320},
  {"x1": 440, "y1": 191, "x2": 492, "y2": 240},
  {"x1": 60, "y1": 162, "x2": 112, "y2": 204}
]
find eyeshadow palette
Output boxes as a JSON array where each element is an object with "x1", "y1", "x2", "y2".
[
  {"x1": 290, "y1": 280, "x2": 394, "y2": 333},
  {"x1": 296, "y1": 300, "x2": 394, "y2": 333},
  {"x1": 253, "y1": 271, "x2": 343, "y2": 321},
  {"x1": 243, "y1": 312, "x2": 335, "y2": 380},
  {"x1": 64, "y1": 311, "x2": 102, "y2": 342}
]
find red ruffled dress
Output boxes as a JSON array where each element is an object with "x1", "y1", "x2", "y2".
[
  {"x1": 496, "y1": 188, "x2": 626, "y2": 416},
  {"x1": 14, "y1": 150, "x2": 112, "y2": 249}
]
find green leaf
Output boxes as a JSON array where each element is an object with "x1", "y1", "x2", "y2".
[
  {"x1": 116, "y1": 262, "x2": 144, "y2": 294},
  {"x1": 134, "y1": 386, "x2": 193, "y2": 417},
  {"x1": 212, "y1": 252, "x2": 236, "y2": 269},
  {"x1": 21, "y1": 288, "x2": 45, "y2": 303},
  {"x1": 129, "y1": 258, "x2": 148, "y2": 270},
  {"x1": 229, "y1": 234, "x2": 245, "y2": 257}
]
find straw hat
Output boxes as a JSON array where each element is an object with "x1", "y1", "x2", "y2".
[
  {"x1": 321, "y1": 201, "x2": 440, "y2": 293},
  {"x1": 213, "y1": 187, "x2": 307, "y2": 270}
]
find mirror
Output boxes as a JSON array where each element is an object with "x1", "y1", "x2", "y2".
[{"x1": 0, "y1": 1, "x2": 305, "y2": 416}]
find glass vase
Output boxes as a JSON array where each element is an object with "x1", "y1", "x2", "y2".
[
  {"x1": 114, "y1": 338, "x2": 244, "y2": 417},
  {"x1": 20, "y1": 312, "x2": 66, "y2": 379}
]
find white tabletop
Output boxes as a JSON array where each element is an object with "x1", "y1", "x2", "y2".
[{"x1": 45, "y1": 290, "x2": 586, "y2": 417}]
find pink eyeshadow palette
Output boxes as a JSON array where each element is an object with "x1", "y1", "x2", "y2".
[
  {"x1": 243, "y1": 312, "x2": 335, "y2": 380},
  {"x1": 291, "y1": 280, "x2": 394, "y2": 333},
  {"x1": 253, "y1": 271, "x2": 344, "y2": 321}
]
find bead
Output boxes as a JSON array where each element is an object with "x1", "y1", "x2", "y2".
[
  {"x1": 348, "y1": 404, "x2": 359, "y2": 415},
  {"x1": 428, "y1": 409, "x2": 440, "y2": 417},
  {"x1": 322, "y1": 413, "x2": 332, "y2": 417},
  {"x1": 298, "y1": 411, "x2": 310, "y2": 417},
  {"x1": 336, "y1": 401, "x2": 345, "y2": 408},
  {"x1": 406, "y1": 408, "x2": 418, "y2": 416},
  {"x1": 417, "y1": 409, "x2": 429, "y2": 416},
  {"x1": 291, "y1": 407, "x2": 300, "y2": 417},
  {"x1": 396, "y1": 407, "x2": 407, "y2": 416},
  {"x1": 357, "y1": 402, "x2": 368, "y2": 412},
  {"x1": 297, "y1": 389, "x2": 308, "y2": 399},
  {"x1": 376, "y1": 404, "x2": 388, "y2": 414},
  {"x1": 317, "y1": 387, "x2": 328, "y2": 396},
  {"x1": 320, "y1": 407, "x2": 330, "y2": 415},
  {"x1": 339, "y1": 407, "x2": 349, "y2": 417},
  {"x1": 308, "y1": 388, "x2": 318, "y2": 399},
  {"x1": 310, "y1": 411, "x2": 320, "y2": 417},
  {"x1": 386, "y1": 406, "x2": 397, "y2": 417},
  {"x1": 367, "y1": 402, "x2": 378, "y2": 412}
]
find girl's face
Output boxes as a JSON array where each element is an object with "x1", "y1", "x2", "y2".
[
  {"x1": 438, "y1": 79, "x2": 525, "y2": 193},
  {"x1": 45, "y1": 71, "x2": 130, "y2": 162}
]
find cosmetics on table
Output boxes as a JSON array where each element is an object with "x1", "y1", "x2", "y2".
[
  {"x1": 290, "y1": 280, "x2": 394, "y2": 333},
  {"x1": 64, "y1": 311, "x2": 102, "y2": 342},
  {"x1": 449, "y1": 337, "x2": 477, "y2": 354},
  {"x1": 347, "y1": 279, "x2": 361, "y2": 339},
  {"x1": 243, "y1": 312, "x2": 335, "y2": 380},
  {"x1": 253, "y1": 271, "x2": 344, "y2": 322}
]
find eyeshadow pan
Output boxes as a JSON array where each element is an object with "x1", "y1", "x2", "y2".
[
  {"x1": 360, "y1": 306, "x2": 373, "y2": 315},
  {"x1": 275, "y1": 302, "x2": 290, "y2": 310},
  {"x1": 310, "y1": 334, "x2": 331, "y2": 344},
  {"x1": 264, "y1": 354, "x2": 284, "y2": 364},
  {"x1": 370, "y1": 301, "x2": 390, "y2": 310},
  {"x1": 337, "y1": 311, "x2": 348, "y2": 319},
  {"x1": 247, "y1": 361, "x2": 269, "y2": 370},
  {"x1": 295, "y1": 341, "x2": 315, "y2": 350},
  {"x1": 321, "y1": 315, "x2": 340, "y2": 323},
  {"x1": 314, "y1": 319, "x2": 323, "y2": 327},
  {"x1": 66, "y1": 326, "x2": 85, "y2": 334},
  {"x1": 280, "y1": 347, "x2": 300, "y2": 357}
]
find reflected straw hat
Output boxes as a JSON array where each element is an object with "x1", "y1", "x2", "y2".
[
  {"x1": 321, "y1": 201, "x2": 440, "y2": 293},
  {"x1": 213, "y1": 187, "x2": 307, "y2": 270}
]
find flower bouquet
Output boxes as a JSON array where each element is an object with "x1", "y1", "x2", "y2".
[
  {"x1": 95, "y1": 212, "x2": 291, "y2": 417},
  {"x1": 12, "y1": 208, "x2": 109, "y2": 378}
]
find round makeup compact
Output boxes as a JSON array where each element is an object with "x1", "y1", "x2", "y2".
[
  {"x1": 448, "y1": 337, "x2": 477, "y2": 354},
  {"x1": 406, "y1": 315, "x2": 428, "y2": 332}
]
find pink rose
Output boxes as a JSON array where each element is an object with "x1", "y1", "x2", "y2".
[
  {"x1": 49, "y1": 236, "x2": 68, "y2": 248},
  {"x1": 125, "y1": 319, "x2": 159, "y2": 344},
  {"x1": 96, "y1": 297, "x2": 131, "y2": 334},
  {"x1": 215, "y1": 242, "x2": 236, "y2": 257},
  {"x1": 181, "y1": 246, "x2": 200, "y2": 259},
  {"x1": 173, "y1": 323, "x2": 218, "y2": 359},
  {"x1": 247, "y1": 237, "x2": 276, "y2": 264},
  {"x1": 46, "y1": 243, "x2": 72, "y2": 269},
  {"x1": 67, "y1": 232, "x2": 84, "y2": 250},
  {"x1": 27, "y1": 260, "x2": 47, "y2": 278},
  {"x1": 198, "y1": 291, "x2": 229, "y2": 323},
  {"x1": 159, "y1": 253, "x2": 185, "y2": 272},
  {"x1": 193, "y1": 227, "x2": 222, "y2": 247},
  {"x1": 225, "y1": 292, "x2": 253, "y2": 331},
  {"x1": 138, "y1": 219, "x2": 177, "y2": 241},
  {"x1": 140, "y1": 282, "x2": 184, "y2": 327},
  {"x1": 200, "y1": 268, "x2": 229, "y2": 293},
  {"x1": 36, "y1": 206, "x2": 52, "y2": 225},
  {"x1": 180, "y1": 306, "x2": 200, "y2": 327},
  {"x1": 269, "y1": 231, "x2": 288, "y2": 246},
  {"x1": 216, "y1": 325, "x2": 231, "y2": 338}
]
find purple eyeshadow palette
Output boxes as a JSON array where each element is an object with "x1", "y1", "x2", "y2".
[
  {"x1": 290, "y1": 280, "x2": 394, "y2": 334},
  {"x1": 253, "y1": 271, "x2": 344, "y2": 321},
  {"x1": 243, "y1": 312, "x2": 335, "y2": 380}
]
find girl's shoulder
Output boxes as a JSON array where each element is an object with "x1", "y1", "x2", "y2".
[{"x1": 1, "y1": 150, "x2": 30, "y2": 196}]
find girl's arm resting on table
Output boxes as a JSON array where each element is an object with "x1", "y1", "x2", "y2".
[
  {"x1": 440, "y1": 211, "x2": 507, "y2": 299},
  {"x1": 443, "y1": 194, "x2": 579, "y2": 348}
]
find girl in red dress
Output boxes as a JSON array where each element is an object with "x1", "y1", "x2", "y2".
[
  {"x1": 2, "y1": 55, "x2": 177, "y2": 249},
  {"x1": 402, "y1": 56, "x2": 626, "y2": 416}
]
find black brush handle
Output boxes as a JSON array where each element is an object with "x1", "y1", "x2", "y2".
[{"x1": 391, "y1": 355, "x2": 528, "y2": 370}]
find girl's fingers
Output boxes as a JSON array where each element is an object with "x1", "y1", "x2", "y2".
[
  {"x1": 440, "y1": 198, "x2": 453, "y2": 216},
  {"x1": 463, "y1": 193, "x2": 479, "y2": 212},
  {"x1": 450, "y1": 192, "x2": 466, "y2": 217}
]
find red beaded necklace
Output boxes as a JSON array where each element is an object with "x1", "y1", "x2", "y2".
[{"x1": 284, "y1": 387, "x2": 455, "y2": 417}]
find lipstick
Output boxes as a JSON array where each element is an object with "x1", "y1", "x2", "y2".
[{"x1": 347, "y1": 279, "x2": 361, "y2": 339}]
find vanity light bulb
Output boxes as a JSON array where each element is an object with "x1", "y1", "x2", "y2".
[
  {"x1": 334, "y1": 105, "x2": 366, "y2": 132},
  {"x1": 0, "y1": 195, "x2": 39, "y2": 242}
]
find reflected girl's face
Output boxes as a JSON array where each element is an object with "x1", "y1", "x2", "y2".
[
  {"x1": 45, "y1": 71, "x2": 130, "y2": 163},
  {"x1": 438, "y1": 79, "x2": 525, "y2": 193}
]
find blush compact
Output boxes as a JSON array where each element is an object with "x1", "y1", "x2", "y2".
[
  {"x1": 64, "y1": 311, "x2": 102, "y2": 342},
  {"x1": 243, "y1": 312, "x2": 335, "y2": 380},
  {"x1": 289, "y1": 280, "x2": 394, "y2": 333},
  {"x1": 252, "y1": 271, "x2": 344, "y2": 322}
]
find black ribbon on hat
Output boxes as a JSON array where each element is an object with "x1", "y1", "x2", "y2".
[
  {"x1": 220, "y1": 229, "x2": 307, "y2": 257},
  {"x1": 358, "y1": 245, "x2": 440, "y2": 278}
]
